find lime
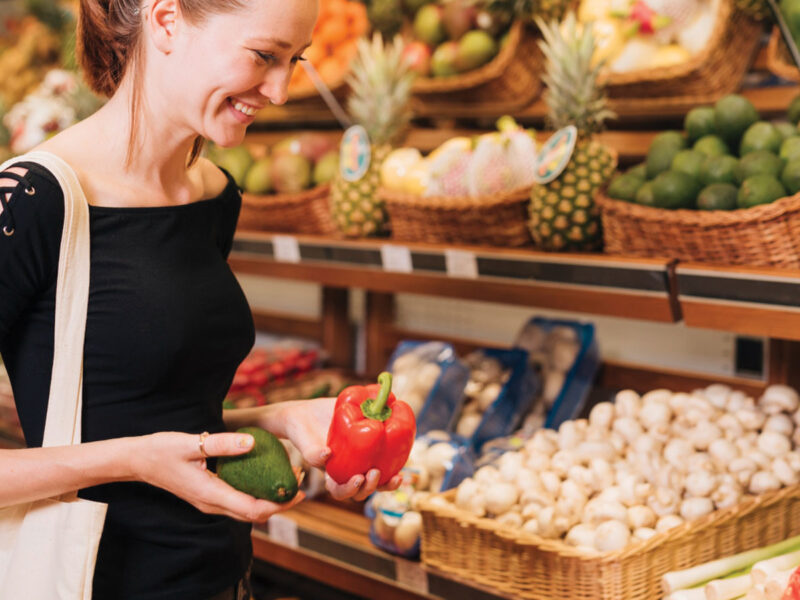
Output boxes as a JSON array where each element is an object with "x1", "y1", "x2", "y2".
[
  {"x1": 651, "y1": 171, "x2": 701, "y2": 209},
  {"x1": 788, "y1": 93, "x2": 800, "y2": 124},
  {"x1": 700, "y1": 155, "x2": 739, "y2": 186},
  {"x1": 646, "y1": 132, "x2": 687, "y2": 179},
  {"x1": 607, "y1": 173, "x2": 645, "y2": 202},
  {"x1": 735, "y1": 151, "x2": 785, "y2": 184},
  {"x1": 714, "y1": 94, "x2": 760, "y2": 146},
  {"x1": 775, "y1": 121, "x2": 798, "y2": 140},
  {"x1": 635, "y1": 181, "x2": 656, "y2": 206},
  {"x1": 684, "y1": 107, "x2": 716, "y2": 143},
  {"x1": 671, "y1": 149, "x2": 706, "y2": 180},
  {"x1": 740, "y1": 121, "x2": 783, "y2": 156},
  {"x1": 693, "y1": 135, "x2": 730, "y2": 157},
  {"x1": 651, "y1": 131, "x2": 687, "y2": 149},
  {"x1": 782, "y1": 158, "x2": 800, "y2": 194},
  {"x1": 780, "y1": 136, "x2": 800, "y2": 162},
  {"x1": 697, "y1": 183, "x2": 738, "y2": 210},
  {"x1": 627, "y1": 163, "x2": 647, "y2": 180},
  {"x1": 737, "y1": 175, "x2": 787, "y2": 208}
]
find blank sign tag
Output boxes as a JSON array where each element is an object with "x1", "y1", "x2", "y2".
[
  {"x1": 272, "y1": 235, "x2": 301, "y2": 263},
  {"x1": 381, "y1": 244, "x2": 413, "y2": 273},
  {"x1": 445, "y1": 249, "x2": 478, "y2": 279}
]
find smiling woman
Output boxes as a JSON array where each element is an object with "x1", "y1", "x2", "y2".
[{"x1": 0, "y1": 0, "x2": 401, "y2": 599}]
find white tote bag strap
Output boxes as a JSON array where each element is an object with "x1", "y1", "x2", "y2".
[{"x1": 0, "y1": 150, "x2": 90, "y2": 448}]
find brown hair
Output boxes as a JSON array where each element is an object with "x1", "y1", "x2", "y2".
[{"x1": 78, "y1": 0, "x2": 246, "y2": 166}]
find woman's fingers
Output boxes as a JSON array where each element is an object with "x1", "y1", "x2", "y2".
[
  {"x1": 377, "y1": 474, "x2": 402, "y2": 493},
  {"x1": 325, "y1": 472, "x2": 364, "y2": 500},
  {"x1": 193, "y1": 432, "x2": 254, "y2": 459},
  {"x1": 194, "y1": 469, "x2": 305, "y2": 522},
  {"x1": 323, "y1": 469, "x2": 393, "y2": 501}
]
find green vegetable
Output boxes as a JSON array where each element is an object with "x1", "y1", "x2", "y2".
[{"x1": 217, "y1": 427, "x2": 298, "y2": 503}]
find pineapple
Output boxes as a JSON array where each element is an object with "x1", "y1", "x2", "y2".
[
  {"x1": 330, "y1": 34, "x2": 415, "y2": 237},
  {"x1": 528, "y1": 12, "x2": 617, "y2": 252}
]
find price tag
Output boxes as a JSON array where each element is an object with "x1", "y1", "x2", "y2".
[
  {"x1": 395, "y1": 557, "x2": 429, "y2": 594},
  {"x1": 268, "y1": 514, "x2": 299, "y2": 548},
  {"x1": 445, "y1": 249, "x2": 478, "y2": 279},
  {"x1": 381, "y1": 244, "x2": 413, "y2": 273},
  {"x1": 272, "y1": 235, "x2": 301, "y2": 263}
]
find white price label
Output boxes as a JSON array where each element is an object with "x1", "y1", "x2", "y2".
[
  {"x1": 381, "y1": 244, "x2": 413, "y2": 273},
  {"x1": 268, "y1": 514, "x2": 299, "y2": 548},
  {"x1": 445, "y1": 249, "x2": 478, "y2": 279},
  {"x1": 272, "y1": 235, "x2": 301, "y2": 263},
  {"x1": 395, "y1": 558, "x2": 429, "y2": 594}
]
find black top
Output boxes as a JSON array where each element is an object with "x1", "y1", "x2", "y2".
[{"x1": 0, "y1": 162, "x2": 255, "y2": 600}]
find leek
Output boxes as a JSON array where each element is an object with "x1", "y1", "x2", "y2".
[
  {"x1": 664, "y1": 588, "x2": 707, "y2": 600},
  {"x1": 764, "y1": 568, "x2": 794, "y2": 600},
  {"x1": 662, "y1": 535, "x2": 800, "y2": 594},
  {"x1": 751, "y1": 549, "x2": 800, "y2": 584},
  {"x1": 705, "y1": 573, "x2": 752, "y2": 600}
]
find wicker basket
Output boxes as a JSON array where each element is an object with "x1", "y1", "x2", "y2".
[
  {"x1": 767, "y1": 26, "x2": 800, "y2": 83},
  {"x1": 237, "y1": 185, "x2": 335, "y2": 235},
  {"x1": 421, "y1": 485, "x2": 800, "y2": 600},
  {"x1": 380, "y1": 185, "x2": 533, "y2": 247},
  {"x1": 410, "y1": 23, "x2": 544, "y2": 116},
  {"x1": 596, "y1": 191, "x2": 800, "y2": 268},
  {"x1": 602, "y1": 0, "x2": 762, "y2": 113}
]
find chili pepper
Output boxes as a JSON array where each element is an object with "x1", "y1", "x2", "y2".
[{"x1": 326, "y1": 372, "x2": 416, "y2": 486}]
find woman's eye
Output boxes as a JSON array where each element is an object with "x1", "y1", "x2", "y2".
[
  {"x1": 255, "y1": 51, "x2": 276, "y2": 64},
  {"x1": 291, "y1": 56, "x2": 308, "y2": 64}
]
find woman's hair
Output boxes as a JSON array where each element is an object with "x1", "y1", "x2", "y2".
[{"x1": 78, "y1": 0, "x2": 246, "y2": 166}]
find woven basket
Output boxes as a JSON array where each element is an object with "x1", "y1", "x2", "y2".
[
  {"x1": 381, "y1": 185, "x2": 533, "y2": 247},
  {"x1": 421, "y1": 485, "x2": 800, "y2": 600},
  {"x1": 767, "y1": 26, "x2": 800, "y2": 83},
  {"x1": 602, "y1": 0, "x2": 762, "y2": 113},
  {"x1": 237, "y1": 185, "x2": 336, "y2": 235},
  {"x1": 410, "y1": 23, "x2": 544, "y2": 116},
  {"x1": 597, "y1": 191, "x2": 800, "y2": 268}
]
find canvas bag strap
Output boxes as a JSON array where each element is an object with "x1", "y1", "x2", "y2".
[{"x1": 0, "y1": 150, "x2": 91, "y2": 448}]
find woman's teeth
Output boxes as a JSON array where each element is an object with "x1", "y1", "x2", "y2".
[{"x1": 231, "y1": 100, "x2": 258, "y2": 116}]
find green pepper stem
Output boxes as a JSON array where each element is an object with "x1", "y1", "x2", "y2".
[{"x1": 360, "y1": 372, "x2": 393, "y2": 422}]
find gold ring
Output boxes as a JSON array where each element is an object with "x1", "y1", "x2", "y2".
[{"x1": 198, "y1": 431, "x2": 210, "y2": 458}]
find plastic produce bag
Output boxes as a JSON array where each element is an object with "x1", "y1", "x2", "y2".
[{"x1": 386, "y1": 341, "x2": 469, "y2": 436}]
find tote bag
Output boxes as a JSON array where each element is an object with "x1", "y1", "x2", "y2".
[{"x1": 0, "y1": 151, "x2": 107, "y2": 599}]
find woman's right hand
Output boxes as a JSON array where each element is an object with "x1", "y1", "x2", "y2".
[{"x1": 130, "y1": 431, "x2": 304, "y2": 523}]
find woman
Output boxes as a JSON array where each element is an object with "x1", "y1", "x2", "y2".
[{"x1": 0, "y1": 0, "x2": 398, "y2": 598}]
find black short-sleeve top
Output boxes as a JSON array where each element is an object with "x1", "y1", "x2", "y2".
[{"x1": 0, "y1": 161, "x2": 256, "y2": 600}]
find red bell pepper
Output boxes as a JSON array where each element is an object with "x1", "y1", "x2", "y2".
[
  {"x1": 782, "y1": 566, "x2": 800, "y2": 600},
  {"x1": 326, "y1": 372, "x2": 416, "y2": 486}
]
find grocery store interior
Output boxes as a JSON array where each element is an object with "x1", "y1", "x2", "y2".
[{"x1": 6, "y1": 0, "x2": 800, "y2": 598}]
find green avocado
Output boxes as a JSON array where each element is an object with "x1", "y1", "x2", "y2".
[
  {"x1": 697, "y1": 183, "x2": 738, "y2": 211},
  {"x1": 217, "y1": 427, "x2": 298, "y2": 503},
  {"x1": 651, "y1": 171, "x2": 701, "y2": 209},
  {"x1": 607, "y1": 173, "x2": 645, "y2": 202},
  {"x1": 737, "y1": 175, "x2": 787, "y2": 209},
  {"x1": 735, "y1": 151, "x2": 785, "y2": 184}
]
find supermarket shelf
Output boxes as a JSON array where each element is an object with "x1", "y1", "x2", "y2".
[
  {"x1": 229, "y1": 232, "x2": 677, "y2": 323},
  {"x1": 677, "y1": 263, "x2": 800, "y2": 341},
  {"x1": 251, "y1": 500, "x2": 512, "y2": 600}
]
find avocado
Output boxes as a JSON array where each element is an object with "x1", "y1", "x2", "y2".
[
  {"x1": 735, "y1": 151, "x2": 786, "y2": 184},
  {"x1": 217, "y1": 427, "x2": 299, "y2": 503},
  {"x1": 700, "y1": 155, "x2": 738, "y2": 186},
  {"x1": 737, "y1": 175, "x2": 787, "y2": 209},
  {"x1": 607, "y1": 173, "x2": 645, "y2": 202},
  {"x1": 697, "y1": 183, "x2": 738, "y2": 211},
  {"x1": 651, "y1": 171, "x2": 701, "y2": 209}
]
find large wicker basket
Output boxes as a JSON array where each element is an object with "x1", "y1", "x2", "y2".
[
  {"x1": 380, "y1": 185, "x2": 533, "y2": 247},
  {"x1": 420, "y1": 485, "x2": 800, "y2": 600},
  {"x1": 410, "y1": 22, "x2": 544, "y2": 116},
  {"x1": 602, "y1": 0, "x2": 762, "y2": 113},
  {"x1": 596, "y1": 191, "x2": 800, "y2": 268},
  {"x1": 237, "y1": 185, "x2": 336, "y2": 235},
  {"x1": 767, "y1": 26, "x2": 800, "y2": 83}
]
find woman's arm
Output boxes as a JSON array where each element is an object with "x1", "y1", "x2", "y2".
[{"x1": 0, "y1": 431, "x2": 302, "y2": 522}]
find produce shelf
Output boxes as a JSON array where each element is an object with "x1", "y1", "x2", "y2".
[
  {"x1": 677, "y1": 263, "x2": 800, "y2": 341},
  {"x1": 251, "y1": 500, "x2": 512, "y2": 600},
  {"x1": 229, "y1": 232, "x2": 678, "y2": 323}
]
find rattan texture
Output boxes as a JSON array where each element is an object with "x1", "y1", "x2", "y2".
[
  {"x1": 603, "y1": 1, "x2": 762, "y2": 113},
  {"x1": 237, "y1": 184, "x2": 336, "y2": 235},
  {"x1": 420, "y1": 485, "x2": 800, "y2": 600},
  {"x1": 597, "y1": 191, "x2": 800, "y2": 268},
  {"x1": 766, "y1": 26, "x2": 800, "y2": 83},
  {"x1": 381, "y1": 185, "x2": 533, "y2": 247}
]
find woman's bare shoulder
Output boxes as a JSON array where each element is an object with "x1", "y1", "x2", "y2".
[{"x1": 195, "y1": 156, "x2": 231, "y2": 200}]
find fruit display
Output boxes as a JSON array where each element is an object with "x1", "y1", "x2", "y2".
[
  {"x1": 528, "y1": 12, "x2": 617, "y2": 251},
  {"x1": 330, "y1": 34, "x2": 416, "y2": 237},
  {"x1": 578, "y1": 0, "x2": 720, "y2": 74},
  {"x1": 380, "y1": 116, "x2": 537, "y2": 197},
  {"x1": 288, "y1": 0, "x2": 369, "y2": 97},
  {"x1": 208, "y1": 134, "x2": 339, "y2": 195},
  {"x1": 607, "y1": 94, "x2": 800, "y2": 211},
  {"x1": 400, "y1": 0, "x2": 511, "y2": 79},
  {"x1": 434, "y1": 383, "x2": 800, "y2": 555},
  {"x1": 226, "y1": 345, "x2": 322, "y2": 408}
]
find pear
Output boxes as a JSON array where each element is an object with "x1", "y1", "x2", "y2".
[
  {"x1": 431, "y1": 41, "x2": 460, "y2": 77},
  {"x1": 456, "y1": 30, "x2": 497, "y2": 71},
  {"x1": 244, "y1": 157, "x2": 273, "y2": 194},
  {"x1": 215, "y1": 146, "x2": 254, "y2": 188},
  {"x1": 312, "y1": 150, "x2": 339, "y2": 186},
  {"x1": 271, "y1": 154, "x2": 312, "y2": 193},
  {"x1": 414, "y1": 5, "x2": 446, "y2": 46}
]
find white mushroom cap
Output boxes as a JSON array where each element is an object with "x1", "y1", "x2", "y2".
[{"x1": 760, "y1": 385, "x2": 800, "y2": 415}]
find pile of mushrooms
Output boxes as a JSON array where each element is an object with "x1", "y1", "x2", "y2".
[
  {"x1": 454, "y1": 352, "x2": 511, "y2": 438},
  {"x1": 391, "y1": 345, "x2": 444, "y2": 416},
  {"x1": 432, "y1": 384, "x2": 800, "y2": 555}
]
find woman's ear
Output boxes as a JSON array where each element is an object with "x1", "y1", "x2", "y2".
[{"x1": 146, "y1": 0, "x2": 180, "y2": 54}]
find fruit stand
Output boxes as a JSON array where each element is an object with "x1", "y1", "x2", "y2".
[{"x1": 10, "y1": 0, "x2": 800, "y2": 599}]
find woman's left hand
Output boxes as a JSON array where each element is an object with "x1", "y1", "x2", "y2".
[{"x1": 272, "y1": 398, "x2": 402, "y2": 502}]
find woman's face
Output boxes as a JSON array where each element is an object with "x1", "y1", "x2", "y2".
[{"x1": 161, "y1": 0, "x2": 318, "y2": 147}]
